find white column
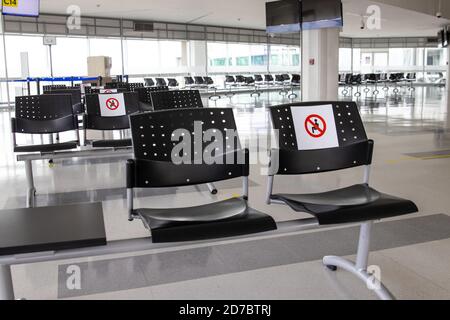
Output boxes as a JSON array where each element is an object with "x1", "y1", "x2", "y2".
[
  {"x1": 301, "y1": 28, "x2": 340, "y2": 101},
  {"x1": 189, "y1": 40, "x2": 207, "y2": 76},
  {"x1": 446, "y1": 47, "x2": 450, "y2": 92}
]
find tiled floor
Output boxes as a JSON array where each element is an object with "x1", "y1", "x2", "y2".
[{"x1": 2, "y1": 85, "x2": 450, "y2": 300}]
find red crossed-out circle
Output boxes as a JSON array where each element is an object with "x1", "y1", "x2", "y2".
[
  {"x1": 103, "y1": 89, "x2": 113, "y2": 93},
  {"x1": 106, "y1": 98, "x2": 120, "y2": 111},
  {"x1": 304, "y1": 114, "x2": 327, "y2": 138}
]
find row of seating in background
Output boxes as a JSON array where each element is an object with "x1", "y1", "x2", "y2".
[
  {"x1": 11, "y1": 88, "x2": 204, "y2": 154},
  {"x1": 339, "y1": 72, "x2": 417, "y2": 97}
]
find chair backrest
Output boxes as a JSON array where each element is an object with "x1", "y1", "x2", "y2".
[
  {"x1": 167, "y1": 78, "x2": 179, "y2": 87},
  {"x1": 136, "y1": 86, "x2": 169, "y2": 105},
  {"x1": 128, "y1": 108, "x2": 247, "y2": 188},
  {"x1": 155, "y1": 78, "x2": 167, "y2": 87},
  {"x1": 150, "y1": 90, "x2": 203, "y2": 111},
  {"x1": 254, "y1": 75, "x2": 263, "y2": 82},
  {"x1": 235, "y1": 75, "x2": 245, "y2": 83},
  {"x1": 105, "y1": 82, "x2": 128, "y2": 89},
  {"x1": 269, "y1": 101, "x2": 372, "y2": 175},
  {"x1": 194, "y1": 76, "x2": 205, "y2": 85},
  {"x1": 245, "y1": 76, "x2": 255, "y2": 84},
  {"x1": 265, "y1": 74, "x2": 274, "y2": 82},
  {"x1": 84, "y1": 92, "x2": 140, "y2": 130},
  {"x1": 144, "y1": 78, "x2": 155, "y2": 87},
  {"x1": 184, "y1": 77, "x2": 194, "y2": 85},
  {"x1": 42, "y1": 84, "x2": 67, "y2": 92},
  {"x1": 292, "y1": 74, "x2": 301, "y2": 83},
  {"x1": 282, "y1": 74, "x2": 290, "y2": 81},
  {"x1": 225, "y1": 75, "x2": 235, "y2": 83},
  {"x1": 204, "y1": 76, "x2": 214, "y2": 85},
  {"x1": 127, "y1": 82, "x2": 144, "y2": 91},
  {"x1": 43, "y1": 88, "x2": 84, "y2": 114},
  {"x1": 13, "y1": 94, "x2": 77, "y2": 134}
]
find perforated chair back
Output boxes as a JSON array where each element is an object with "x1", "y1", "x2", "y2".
[
  {"x1": 42, "y1": 85, "x2": 67, "y2": 92},
  {"x1": 269, "y1": 101, "x2": 372, "y2": 175},
  {"x1": 105, "y1": 82, "x2": 128, "y2": 90},
  {"x1": 150, "y1": 90, "x2": 203, "y2": 111},
  {"x1": 84, "y1": 92, "x2": 140, "y2": 131},
  {"x1": 13, "y1": 94, "x2": 78, "y2": 134},
  {"x1": 43, "y1": 88, "x2": 84, "y2": 114},
  {"x1": 136, "y1": 86, "x2": 169, "y2": 105},
  {"x1": 128, "y1": 108, "x2": 247, "y2": 188},
  {"x1": 127, "y1": 82, "x2": 145, "y2": 91}
]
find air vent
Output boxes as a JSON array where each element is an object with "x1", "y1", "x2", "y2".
[
  {"x1": 134, "y1": 22, "x2": 154, "y2": 32},
  {"x1": 427, "y1": 37, "x2": 438, "y2": 44}
]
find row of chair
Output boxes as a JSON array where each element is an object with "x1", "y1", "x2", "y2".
[
  {"x1": 339, "y1": 73, "x2": 417, "y2": 97},
  {"x1": 11, "y1": 88, "x2": 204, "y2": 153}
]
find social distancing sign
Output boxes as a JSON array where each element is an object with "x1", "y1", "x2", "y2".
[
  {"x1": 98, "y1": 93, "x2": 126, "y2": 117},
  {"x1": 100, "y1": 89, "x2": 118, "y2": 94},
  {"x1": 291, "y1": 104, "x2": 339, "y2": 150}
]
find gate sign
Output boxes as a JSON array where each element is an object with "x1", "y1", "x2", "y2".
[
  {"x1": 291, "y1": 104, "x2": 339, "y2": 150},
  {"x1": 98, "y1": 93, "x2": 126, "y2": 117}
]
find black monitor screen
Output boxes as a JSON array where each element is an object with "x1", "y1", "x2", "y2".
[
  {"x1": 302, "y1": 0, "x2": 343, "y2": 30},
  {"x1": 266, "y1": 0, "x2": 302, "y2": 34}
]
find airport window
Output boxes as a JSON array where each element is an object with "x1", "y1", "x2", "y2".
[
  {"x1": 236, "y1": 56, "x2": 249, "y2": 66},
  {"x1": 52, "y1": 37, "x2": 89, "y2": 77}
]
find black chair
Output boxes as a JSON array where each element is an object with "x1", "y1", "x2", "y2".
[
  {"x1": 194, "y1": 76, "x2": 207, "y2": 88},
  {"x1": 235, "y1": 75, "x2": 246, "y2": 86},
  {"x1": 203, "y1": 76, "x2": 214, "y2": 85},
  {"x1": 11, "y1": 94, "x2": 80, "y2": 153},
  {"x1": 150, "y1": 90, "x2": 203, "y2": 111},
  {"x1": 225, "y1": 76, "x2": 237, "y2": 97},
  {"x1": 254, "y1": 75, "x2": 264, "y2": 84},
  {"x1": 126, "y1": 107, "x2": 276, "y2": 242},
  {"x1": 267, "y1": 101, "x2": 418, "y2": 300},
  {"x1": 406, "y1": 73, "x2": 416, "y2": 91},
  {"x1": 104, "y1": 82, "x2": 128, "y2": 90},
  {"x1": 288, "y1": 74, "x2": 301, "y2": 99},
  {"x1": 184, "y1": 76, "x2": 195, "y2": 88},
  {"x1": 83, "y1": 92, "x2": 140, "y2": 148},
  {"x1": 155, "y1": 78, "x2": 167, "y2": 87},
  {"x1": 135, "y1": 86, "x2": 169, "y2": 111},
  {"x1": 43, "y1": 88, "x2": 84, "y2": 114},
  {"x1": 351, "y1": 74, "x2": 363, "y2": 97},
  {"x1": 203, "y1": 77, "x2": 221, "y2": 101},
  {"x1": 144, "y1": 78, "x2": 155, "y2": 87},
  {"x1": 264, "y1": 74, "x2": 274, "y2": 85},
  {"x1": 167, "y1": 78, "x2": 179, "y2": 88}
]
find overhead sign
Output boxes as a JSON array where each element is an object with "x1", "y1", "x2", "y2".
[
  {"x1": 2, "y1": 0, "x2": 40, "y2": 17},
  {"x1": 98, "y1": 93, "x2": 126, "y2": 117},
  {"x1": 291, "y1": 105, "x2": 339, "y2": 151}
]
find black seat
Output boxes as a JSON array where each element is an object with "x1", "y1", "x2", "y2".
[
  {"x1": 43, "y1": 88, "x2": 84, "y2": 114},
  {"x1": 203, "y1": 76, "x2": 214, "y2": 85},
  {"x1": 264, "y1": 74, "x2": 274, "y2": 84},
  {"x1": 254, "y1": 75, "x2": 264, "y2": 83},
  {"x1": 42, "y1": 84, "x2": 67, "y2": 92},
  {"x1": 126, "y1": 82, "x2": 144, "y2": 91},
  {"x1": 194, "y1": 76, "x2": 206, "y2": 87},
  {"x1": 104, "y1": 82, "x2": 128, "y2": 90},
  {"x1": 150, "y1": 90, "x2": 203, "y2": 111},
  {"x1": 184, "y1": 76, "x2": 195, "y2": 87},
  {"x1": 235, "y1": 75, "x2": 246, "y2": 85},
  {"x1": 127, "y1": 108, "x2": 276, "y2": 242},
  {"x1": 271, "y1": 184, "x2": 417, "y2": 225},
  {"x1": 291, "y1": 74, "x2": 301, "y2": 85},
  {"x1": 267, "y1": 101, "x2": 418, "y2": 300},
  {"x1": 84, "y1": 92, "x2": 141, "y2": 148},
  {"x1": 11, "y1": 94, "x2": 80, "y2": 153}
]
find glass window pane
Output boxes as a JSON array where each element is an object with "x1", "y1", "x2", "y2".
[
  {"x1": 52, "y1": 37, "x2": 89, "y2": 77},
  {"x1": 89, "y1": 38, "x2": 123, "y2": 75}
]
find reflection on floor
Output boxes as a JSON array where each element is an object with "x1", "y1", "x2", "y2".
[{"x1": 2, "y1": 85, "x2": 450, "y2": 300}]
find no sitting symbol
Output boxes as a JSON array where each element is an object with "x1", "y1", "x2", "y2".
[
  {"x1": 304, "y1": 114, "x2": 327, "y2": 138},
  {"x1": 106, "y1": 98, "x2": 120, "y2": 111}
]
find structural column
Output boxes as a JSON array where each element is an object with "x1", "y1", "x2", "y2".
[
  {"x1": 301, "y1": 28, "x2": 340, "y2": 101},
  {"x1": 188, "y1": 40, "x2": 208, "y2": 76}
]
